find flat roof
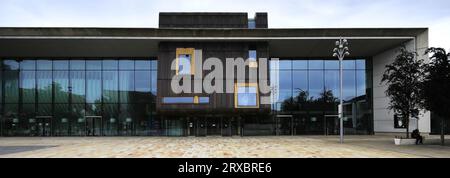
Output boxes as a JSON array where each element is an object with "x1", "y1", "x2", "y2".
[
  {"x1": 0, "y1": 27, "x2": 428, "y2": 58},
  {"x1": 0, "y1": 27, "x2": 428, "y2": 37}
]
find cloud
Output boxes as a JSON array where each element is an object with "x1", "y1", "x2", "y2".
[{"x1": 0, "y1": 0, "x2": 449, "y2": 49}]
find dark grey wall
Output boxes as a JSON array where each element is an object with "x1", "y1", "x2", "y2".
[
  {"x1": 159, "y1": 13, "x2": 248, "y2": 28},
  {"x1": 255, "y1": 13, "x2": 268, "y2": 29}
]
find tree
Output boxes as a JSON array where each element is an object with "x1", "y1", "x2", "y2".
[
  {"x1": 381, "y1": 47, "x2": 425, "y2": 138},
  {"x1": 317, "y1": 89, "x2": 338, "y2": 103},
  {"x1": 421, "y1": 47, "x2": 450, "y2": 145}
]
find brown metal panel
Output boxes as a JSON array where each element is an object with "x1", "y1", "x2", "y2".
[{"x1": 157, "y1": 41, "x2": 270, "y2": 114}]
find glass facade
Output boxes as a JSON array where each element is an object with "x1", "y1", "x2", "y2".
[
  {"x1": 268, "y1": 58, "x2": 373, "y2": 135},
  {"x1": 0, "y1": 57, "x2": 373, "y2": 137},
  {"x1": 0, "y1": 58, "x2": 158, "y2": 136}
]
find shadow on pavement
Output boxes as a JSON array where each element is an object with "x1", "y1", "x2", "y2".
[{"x1": 0, "y1": 146, "x2": 56, "y2": 155}]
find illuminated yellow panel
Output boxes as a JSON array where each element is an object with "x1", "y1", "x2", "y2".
[
  {"x1": 175, "y1": 48, "x2": 195, "y2": 75},
  {"x1": 194, "y1": 96, "x2": 199, "y2": 104}
]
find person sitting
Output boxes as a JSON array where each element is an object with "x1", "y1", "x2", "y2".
[{"x1": 411, "y1": 129, "x2": 423, "y2": 145}]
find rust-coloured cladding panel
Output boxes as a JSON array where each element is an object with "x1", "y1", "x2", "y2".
[{"x1": 157, "y1": 42, "x2": 270, "y2": 114}]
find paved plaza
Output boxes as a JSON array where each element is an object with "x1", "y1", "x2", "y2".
[{"x1": 0, "y1": 135, "x2": 449, "y2": 158}]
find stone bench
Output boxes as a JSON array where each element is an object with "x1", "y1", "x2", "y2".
[{"x1": 394, "y1": 138, "x2": 423, "y2": 145}]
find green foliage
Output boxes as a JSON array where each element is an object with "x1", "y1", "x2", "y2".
[
  {"x1": 381, "y1": 47, "x2": 425, "y2": 137},
  {"x1": 280, "y1": 88, "x2": 338, "y2": 111},
  {"x1": 422, "y1": 48, "x2": 450, "y2": 120}
]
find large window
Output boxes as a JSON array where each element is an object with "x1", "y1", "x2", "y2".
[
  {"x1": 270, "y1": 58, "x2": 372, "y2": 134},
  {"x1": 0, "y1": 58, "x2": 158, "y2": 136},
  {"x1": 235, "y1": 83, "x2": 259, "y2": 108},
  {"x1": 178, "y1": 54, "x2": 191, "y2": 75},
  {"x1": 176, "y1": 48, "x2": 195, "y2": 75}
]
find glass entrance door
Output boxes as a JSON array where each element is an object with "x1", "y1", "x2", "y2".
[
  {"x1": 325, "y1": 115, "x2": 339, "y2": 135},
  {"x1": 85, "y1": 116, "x2": 102, "y2": 136},
  {"x1": 196, "y1": 117, "x2": 207, "y2": 137},
  {"x1": 207, "y1": 117, "x2": 220, "y2": 136},
  {"x1": 187, "y1": 117, "x2": 195, "y2": 136},
  {"x1": 189, "y1": 116, "x2": 238, "y2": 137},
  {"x1": 32, "y1": 116, "x2": 52, "y2": 136},
  {"x1": 221, "y1": 117, "x2": 239, "y2": 137},
  {"x1": 276, "y1": 115, "x2": 293, "y2": 136},
  {"x1": 221, "y1": 117, "x2": 232, "y2": 137}
]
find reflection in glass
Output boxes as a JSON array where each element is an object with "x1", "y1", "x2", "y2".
[
  {"x1": 3, "y1": 104, "x2": 19, "y2": 136},
  {"x1": 248, "y1": 50, "x2": 257, "y2": 61},
  {"x1": 356, "y1": 59, "x2": 366, "y2": 70},
  {"x1": 308, "y1": 70, "x2": 324, "y2": 99},
  {"x1": 103, "y1": 71, "x2": 118, "y2": 103},
  {"x1": 37, "y1": 60, "x2": 53, "y2": 70},
  {"x1": 86, "y1": 71, "x2": 102, "y2": 103},
  {"x1": 54, "y1": 104, "x2": 70, "y2": 136},
  {"x1": 343, "y1": 70, "x2": 356, "y2": 101},
  {"x1": 151, "y1": 70, "x2": 157, "y2": 95},
  {"x1": 86, "y1": 60, "x2": 102, "y2": 70},
  {"x1": 292, "y1": 60, "x2": 307, "y2": 69},
  {"x1": 53, "y1": 60, "x2": 69, "y2": 70},
  {"x1": 324, "y1": 60, "x2": 339, "y2": 69},
  {"x1": 278, "y1": 60, "x2": 291, "y2": 70},
  {"x1": 37, "y1": 103, "x2": 52, "y2": 116},
  {"x1": 70, "y1": 60, "x2": 85, "y2": 70},
  {"x1": 150, "y1": 60, "x2": 158, "y2": 70},
  {"x1": 308, "y1": 60, "x2": 324, "y2": 69},
  {"x1": 103, "y1": 104, "x2": 119, "y2": 136},
  {"x1": 163, "y1": 97, "x2": 194, "y2": 104},
  {"x1": 70, "y1": 71, "x2": 85, "y2": 103},
  {"x1": 86, "y1": 103, "x2": 101, "y2": 116},
  {"x1": 324, "y1": 70, "x2": 340, "y2": 99},
  {"x1": 277, "y1": 70, "x2": 292, "y2": 105},
  {"x1": 4, "y1": 71, "x2": 19, "y2": 103},
  {"x1": 37, "y1": 71, "x2": 53, "y2": 103},
  {"x1": 120, "y1": 104, "x2": 135, "y2": 136},
  {"x1": 135, "y1": 71, "x2": 152, "y2": 103},
  {"x1": 3, "y1": 60, "x2": 19, "y2": 70},
  {"x1": 20, "y1": 60, "x2": 35, "y2": 70},
  {"x1": 343, "y1": 60, "x2": 355, "y2": 69},
  {"x1": 54, "y1": 71, "x2": 69, "y2": 103},
  {"x1": 178, "y1": 54, "x2": 191, "y2": 75},
  {"x1": 0, "y1": 71, "x2": 2, "y2": 109},
  {"x1": 119, "y1": 71, "x2": 134, "y2": 103},
  {"x1": 102, "y1": 60, "x2": 118, "y2": 70},
  {"x1": 0, "y1": 57, "x2": 373, "y2": 136},
  {"x1": 21, "y1": 103, "x2": 35, "y2": 120},
  {"x1": 20, "y1": 71, "x2": 36, "y2": 103},
  {"x1": 71, "y1": 103, "x2": 85, "y2": 136},
  {"x1": 119, "y1": 60, "x2": 134, "y2": 70},
  {"x1": 356, "y1": 70, "x2": 366, "y2": 97},
  {"x1": 292, "y1": 70, "x2": 307, "y2": 96},
  {"x1": 236, "y1": 85, "x2": 257, "y2": 107},
  {"x1": 136, "y1": 60, "x2": 152, "y2": 70}
]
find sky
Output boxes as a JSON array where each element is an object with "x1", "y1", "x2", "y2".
[{"x1": 0, "y1": 0, "x2": 449, "y2": 50}]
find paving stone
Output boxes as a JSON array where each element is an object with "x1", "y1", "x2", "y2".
[{"x1": 0, "y1": 136, "x2": 449, "y2": 158}]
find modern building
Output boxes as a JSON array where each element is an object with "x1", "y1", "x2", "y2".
[{"x1": 0, "y1": 12, "x2": 433, "y2": 137}]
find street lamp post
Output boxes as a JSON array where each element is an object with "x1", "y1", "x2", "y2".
[{"x1": 333, "y1": 37, "x2": 350, "y2": 144}]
